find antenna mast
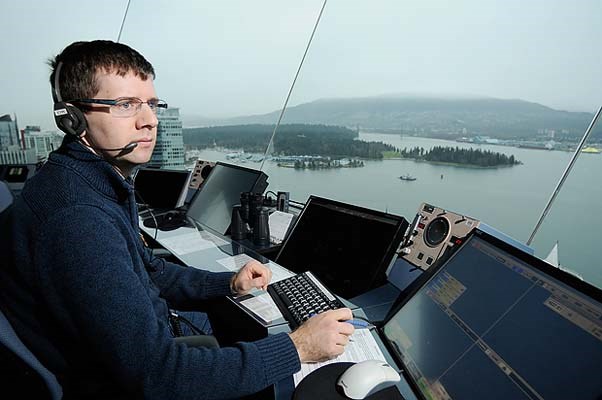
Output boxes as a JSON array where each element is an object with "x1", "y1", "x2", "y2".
[
  {"x1": 527, "y1": 105, "x2": 602, "y2": 245},
  {"x1": 259, "y1": 0, "x2": 329, "y2": 171},
  {"x1": 117, "y1": 0, "x2": 132, "y2": 43}
]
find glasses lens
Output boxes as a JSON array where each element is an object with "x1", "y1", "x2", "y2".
[
  {"x1": 111, "y1": 99, "x2": 140, "y2": 117},
  {"x1": 109, "y1": 99, "x2": 167, "y2": 117}
]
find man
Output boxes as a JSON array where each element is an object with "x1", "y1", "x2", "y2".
[{"x1": 0, "y1": 40, "x2": 354, "y2": 399}]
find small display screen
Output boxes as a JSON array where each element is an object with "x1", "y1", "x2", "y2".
[{"x1": 134, "y1": 168, "x2": 191, "y2": 210}]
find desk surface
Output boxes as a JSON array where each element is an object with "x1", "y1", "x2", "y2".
[{"x1": 140, "y1": 218, "x2": 416, "y2": 400}]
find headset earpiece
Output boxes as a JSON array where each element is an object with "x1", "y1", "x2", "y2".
[
  {"x1": 52, "y1": 61, "x2": 87, "y2": 137},
  {"x1": 53, "y1": 101, "x2": 87, "y2": 137}
]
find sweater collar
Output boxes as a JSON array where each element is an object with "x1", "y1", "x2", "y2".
[{"x1": 49, "y1": 135, "x2": 134, "y2": 201}]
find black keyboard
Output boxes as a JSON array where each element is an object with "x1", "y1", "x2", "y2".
[{"x1": 267, "y1": 271, "x2": 345, "y2": 329}]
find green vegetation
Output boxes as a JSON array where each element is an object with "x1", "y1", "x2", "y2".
[
  {"x1": 399, "y1": 146, "x2": 521, "y2": 167},
  {"x1": 183, "y1": 124, "x2": 396, "y2": 159},
  {"x1": 289, "y1": 159, "x2": 364, "y2": 169},
  {"x1": 382, "y1": 150, "x2": 401, "y2": 159}
]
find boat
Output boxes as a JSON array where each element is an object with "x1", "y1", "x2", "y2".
[
  {"x1": 399, "y1": 174, "x2": 416, "y2": 181},
  {"x1": 518, "y1": 142, "x2": 554, "y2": 150},
  {"x1": 581, "y1": 146, "x2": 600, "y2": 154}
]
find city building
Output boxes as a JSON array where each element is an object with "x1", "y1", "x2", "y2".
[
  {"x1": 23, "y1": 126, "x2": 64, "y2": 161},
  {"x1": 0, "y1": 114, "x2": 37, "y2": 165},
  {"x1": 0, "y1": 146, "x2": 37, "y2": 164},
  {"x1": 0, "y1": 114, "x2": 19, "y2": 149},
  {"x1": 148, "y1": 108, "x2": 185, "y2": 169}
]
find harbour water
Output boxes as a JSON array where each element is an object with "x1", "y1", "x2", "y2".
[{"x1": 192, "y1": 132, "x2": 602, "y2": 288}]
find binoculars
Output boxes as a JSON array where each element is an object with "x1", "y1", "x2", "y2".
[{"x1": 231, "y1": 192, "x2": 270, "y2": 246}]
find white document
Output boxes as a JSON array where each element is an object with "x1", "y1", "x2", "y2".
[
  {"x1": 268, "y1": 211, "x2": 294, "y2": 244},
  {"x1": 217, "y1": 257, "x2": 293, "y2": 321},
  {"x1": 160, "y1": 231, "x2": 217, "y2": 255},
  {"x1": 293, "y1": 329, "x2": 387, "y2": 386},
  {"x1": 265, "y1": 261, "x2": 295, "y2": 283},
  {"x1": 239, "y1": 293, "x2": 284, "y2": 323},
  {"x1": 216, "y1": 253, "x2": 257, "y2": 272},
  {"x1": 216, "y1": 256, "x2": 294, "y2": 284}
]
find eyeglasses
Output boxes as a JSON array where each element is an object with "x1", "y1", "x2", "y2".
[{"x1": 69, "y1": 97, "x2": 168, "y2": 118}]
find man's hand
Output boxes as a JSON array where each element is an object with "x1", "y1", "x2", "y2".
[
  {"x1": 289, "y1": 308, "x2": 355, "y2": 362},
  {"x1": 230, "y1": 260, "x2": 272, "y2": 295}
]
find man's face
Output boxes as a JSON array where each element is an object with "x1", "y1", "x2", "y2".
[{"x1": 82, "y1": 70, "x2": 158, "y2": 174}]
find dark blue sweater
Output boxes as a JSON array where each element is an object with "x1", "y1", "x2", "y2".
[{"x1": 0, "y1": 137, "x2": 300, "y2": 399}]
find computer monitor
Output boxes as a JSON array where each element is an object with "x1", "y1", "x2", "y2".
[
  {"x1": 186, "y1": 161, "x2": 268, "y2": 235},
  {"x1": 133, "y1": 167, "x2": 191, "y2": 210},
  {"x1": 275, "y1": 195, "x2": 408, "y2": 299},
  {"x1": 0, "y1": 164, "x2": 40, "y2": 197},
  {"x1": 381, "y1": 229, "x2": 602, "y2": 400},
  {"x1": 0, "y1": 165, "x2": 31, "y2": 183}
]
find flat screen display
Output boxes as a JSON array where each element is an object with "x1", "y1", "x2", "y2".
[
  {"x1": 133, "y1": 168, "x2": 191, "y2": 210},
  {"x1": 275, "y1": 195, "x2": 407, "y2": 299},
  {"x1": 382, "y1": 232, "x2": 602, "y2": 400},
  {"x1": 186, "y1": 162, "x2": 268, "y2": 235}
]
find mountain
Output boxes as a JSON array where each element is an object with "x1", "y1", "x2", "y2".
[{"x1": 182, "y1": 95, "x2": 599, "y2": 140}]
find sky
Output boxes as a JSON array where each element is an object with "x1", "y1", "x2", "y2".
[{"x1": 1, "y1": 0, "x2": 601, "y2": 130}]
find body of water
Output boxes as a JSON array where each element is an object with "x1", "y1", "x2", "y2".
[{"x1": 193, "y1": 133, "x2": 602, "y2": 288}]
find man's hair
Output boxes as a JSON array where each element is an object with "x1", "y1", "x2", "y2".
[{"x1": 48, "y1": 40, "x2": 155, "y2": 102}]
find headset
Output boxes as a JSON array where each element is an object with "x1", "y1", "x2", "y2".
[{"x1": 51, "y1": 60, "x2": 138, "y2": 154}]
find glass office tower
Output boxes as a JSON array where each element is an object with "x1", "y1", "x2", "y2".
[{"x1": 149, "y1": 107, "x2": 185, "y2": 169}]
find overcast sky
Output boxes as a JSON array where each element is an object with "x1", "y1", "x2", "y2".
[{"x1": 1, "y1": 0, "x2": 600, "y2": 130}]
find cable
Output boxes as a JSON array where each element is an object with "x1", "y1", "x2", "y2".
[
  {"x1": 167, "y1": 303, "x2": 206, "y2": 337},
  {"x1": 133, "y1": 189, "x2": 159, "y2": 259},
  {"x1": 288, "y1": 199, "x2": 306, "y2": 206},
  {"x1": 168, "y1": 310, "x2": 184, "y2": 337},
  {"x1": 177, "y1": 314, "x2": 206, "y2": 336},
  {"x1": 117, "y1": 0, "x2": 132, "y2": 43},
  {"x1": 258, "y1": 0, "x2": 329, "y2": 171}
]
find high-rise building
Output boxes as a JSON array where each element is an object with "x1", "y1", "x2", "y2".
[
  {"x1": 148, "y1": 108, "x2": 185, "y2": 169},
  {"x1": 0, "y1": 114, "x2": 19, "y2": 150},
  {"x1": 0, "y1": 115, "x2": 37, "y2": 165}
]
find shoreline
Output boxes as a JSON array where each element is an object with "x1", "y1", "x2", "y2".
[{"x1": 359, "y1": 131, "x2": 601, "y2": 154}]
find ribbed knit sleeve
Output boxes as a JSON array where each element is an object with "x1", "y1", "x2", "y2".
[
  {"x1": 144, "y1": 247, "x2": 235, "y2": 308},
  {"x1": 254, "y1": 332, "x2": 302, "y2": 382}
]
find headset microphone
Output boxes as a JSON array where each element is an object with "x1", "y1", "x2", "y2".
[{"x1": 81, "y1": 141, "x2": 139, "y2": 156}]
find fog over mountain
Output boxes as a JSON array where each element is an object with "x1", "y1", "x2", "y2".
[{"x1": 182, "y1": 94, "x2": 599, "y2": 139}]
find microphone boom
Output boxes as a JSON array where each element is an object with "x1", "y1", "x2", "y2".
[{"x1": 79, "y1": 140, "x2": 138, "y2": 156}]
